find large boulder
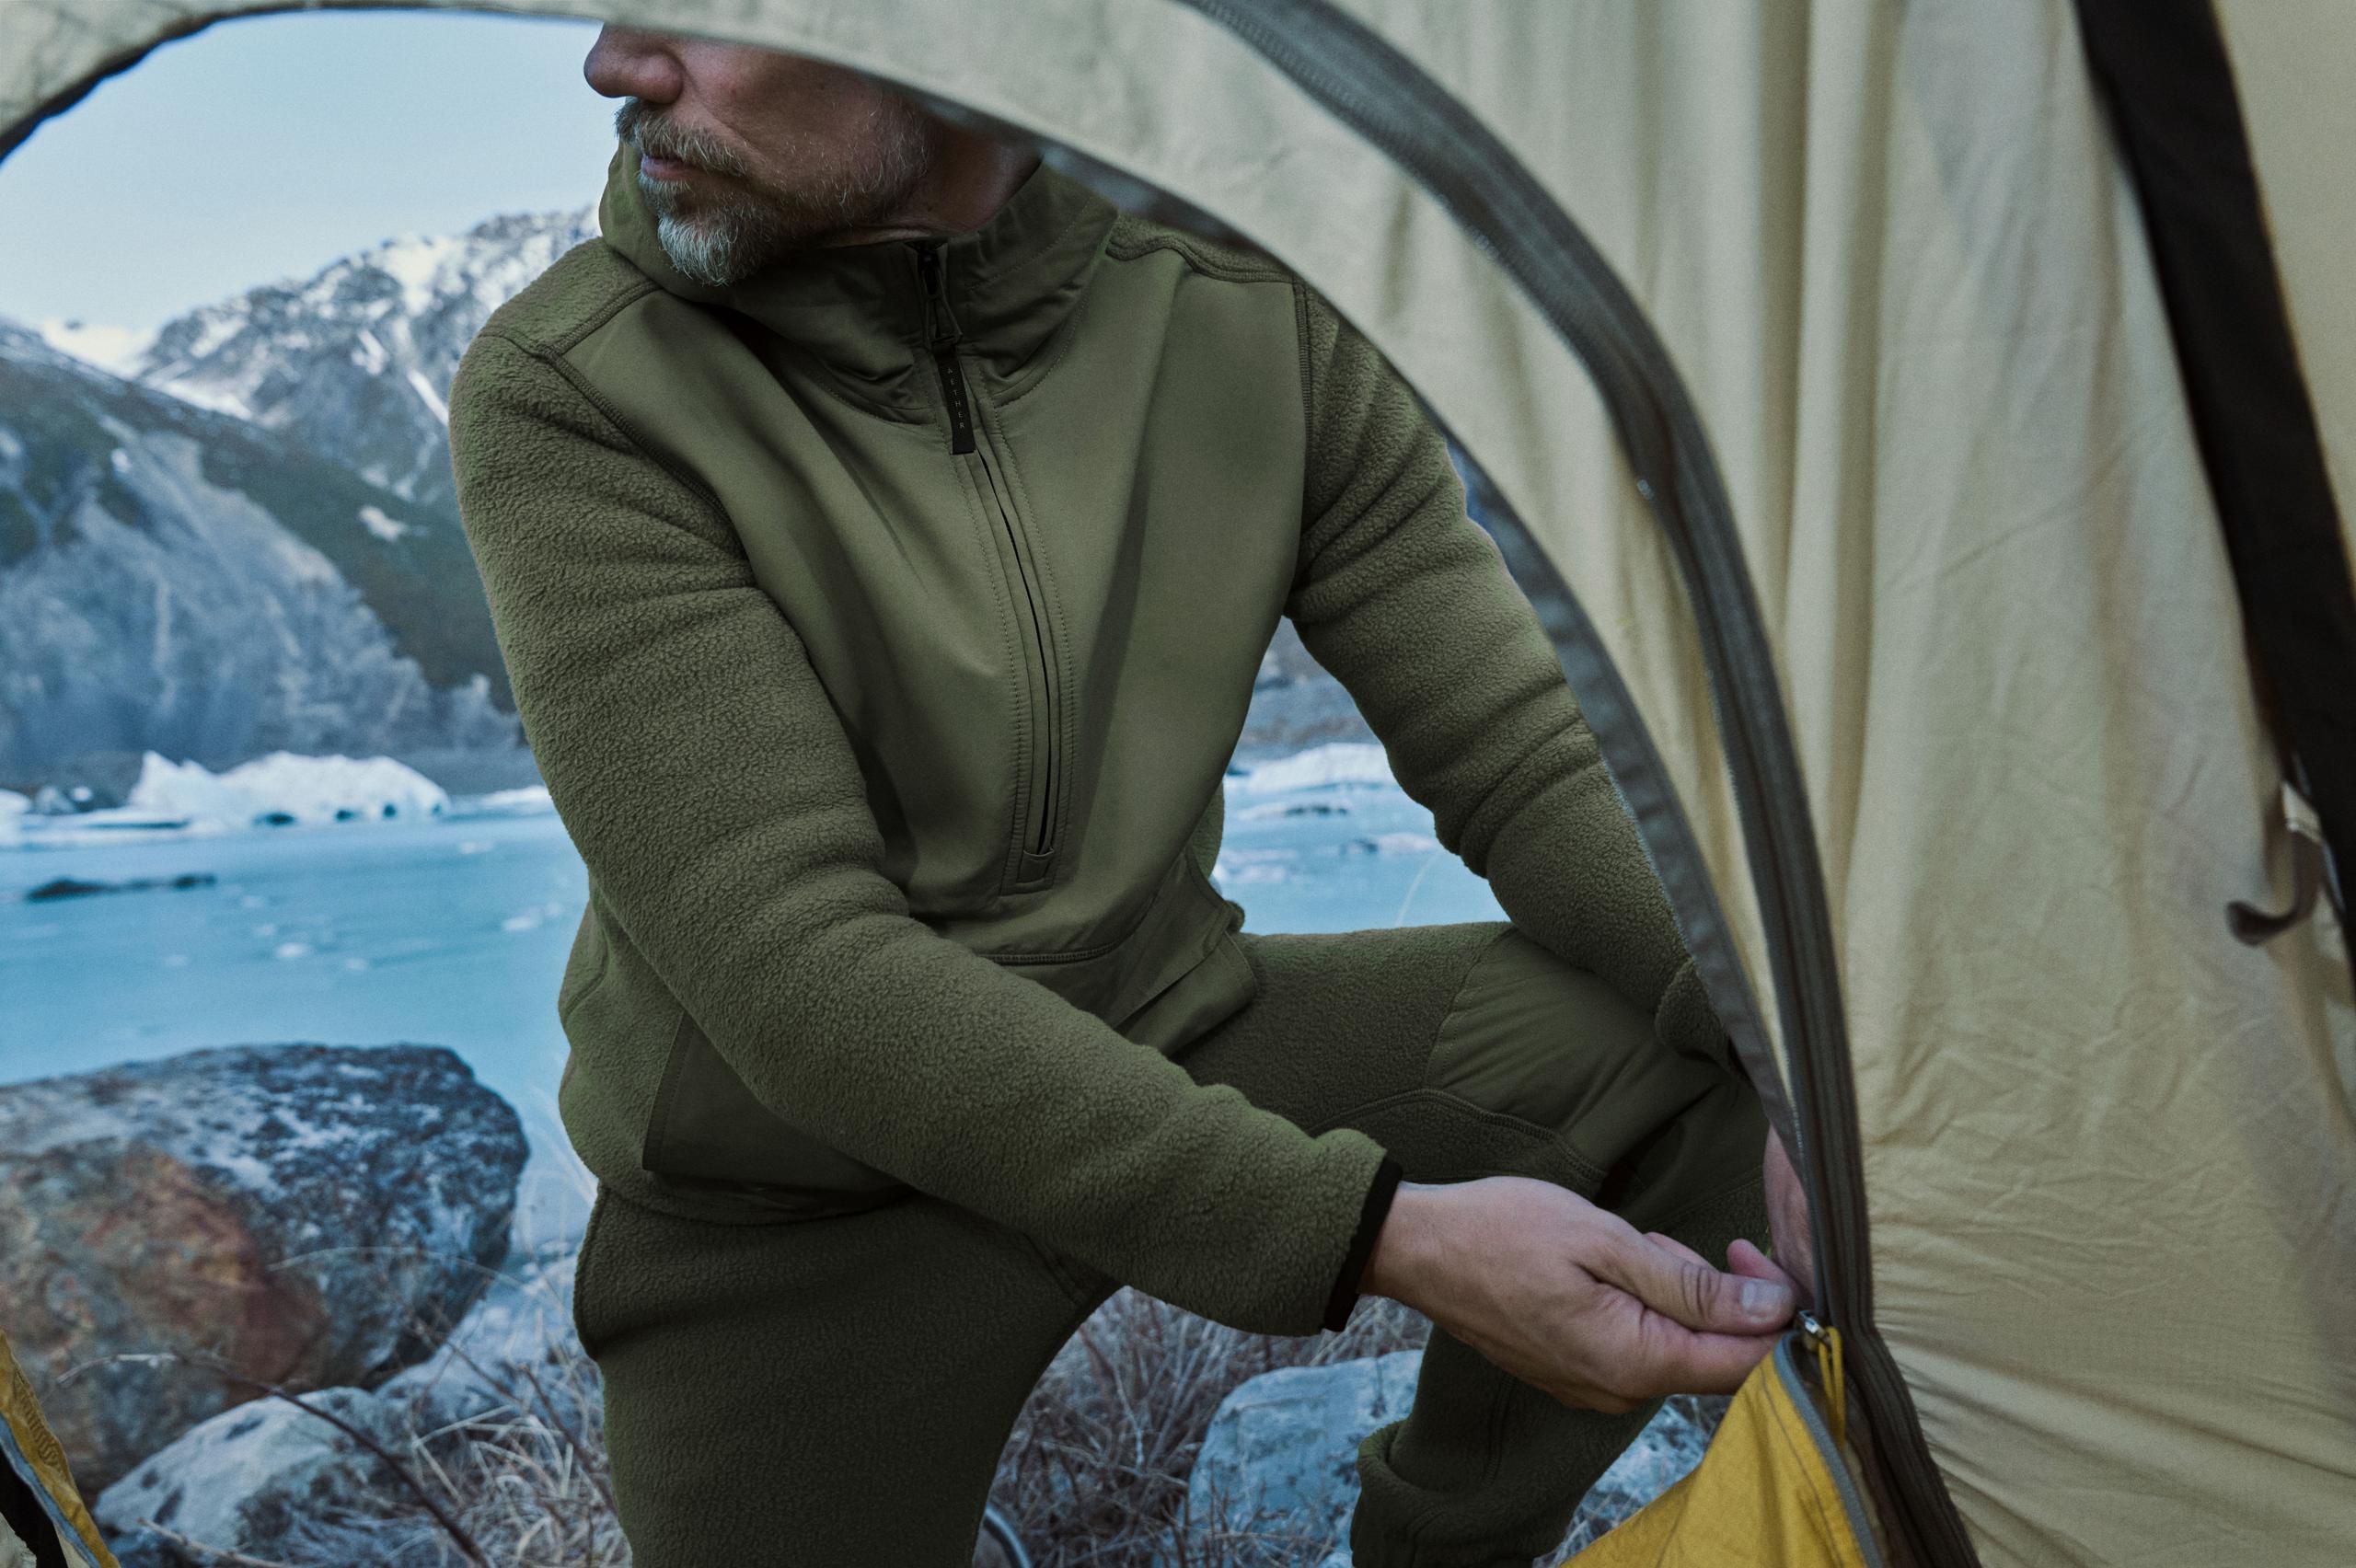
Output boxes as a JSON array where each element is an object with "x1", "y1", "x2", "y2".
[
  {"x1": 1181, "y1": 1352, "x2": 1726, "y2": 1563},
  {"x1": 0, "y1": 1043, "x2": 525, "y2": 1490},
  {"x1": 96, "y1": 1239, "x2": 580, "y2": 1568}
]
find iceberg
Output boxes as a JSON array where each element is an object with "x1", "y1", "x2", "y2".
[
  {"x1": 123, "y1": 752, "x2": 450, "y2": 830},
  {"x1": 457, "y1": 785, "x2": 556, "y2": 817},
  {"x1": 1228, "y1": 742, "x2": 1395, "y2": 796}
]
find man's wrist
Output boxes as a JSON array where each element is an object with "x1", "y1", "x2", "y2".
[{"x1": 1359, "y1": 1179, "x2": 1446, "y2": 1310}]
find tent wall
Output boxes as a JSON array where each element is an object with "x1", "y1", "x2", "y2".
[
  {"x1": 5, "y1": 3, "x2": 2351, "y2": 1563},
  {"x1": 2216, "y1": 0, "x2": 2356, "y2": 532}
]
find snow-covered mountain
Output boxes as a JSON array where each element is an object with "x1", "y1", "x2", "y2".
[
  {"x1": 0, "y1": 317, "x2": 515, "y2": 781},
  {"x1": 121, "y1": 207, "x2": 596, "y2": 510},
  {"x1": 1, "y1": 205, "x2": 605, "y2": 783},
  {"x1": 6, "y1": 197, "x2": 1379, "y2": 780}
]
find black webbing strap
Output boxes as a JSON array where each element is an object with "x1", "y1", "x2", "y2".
[{"x1": 2073, "y1": 0, "x2": 2356, "y2": 953}]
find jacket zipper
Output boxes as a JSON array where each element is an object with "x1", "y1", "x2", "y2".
[{"x1": 918, "y1": 244, "x2": 1061, "y2": 885}]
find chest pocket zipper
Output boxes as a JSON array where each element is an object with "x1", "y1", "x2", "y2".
[{"x1": 918, "y1": 243, "x2": 1061, "y2": 890}]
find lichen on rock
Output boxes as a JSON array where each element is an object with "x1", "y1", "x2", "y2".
[{"x1": 0, "y1": 1043, "x2": 526, "y2": 1491}]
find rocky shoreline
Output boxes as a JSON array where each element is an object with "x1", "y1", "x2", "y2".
[{"x1": 0, "y1": 1043, "x2": 1715, "y2": 1566}]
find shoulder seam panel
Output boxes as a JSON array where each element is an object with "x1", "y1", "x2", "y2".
[
  {"x1": 479, "y1": 326, "x2": 730, "y2": 521},
  {"x1": 546, "y1": 270, "x2": 663, "y2": 356}
]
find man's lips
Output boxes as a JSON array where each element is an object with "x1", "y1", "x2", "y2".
[{"x1": 636, "y1": 151, "x2": 700, "y2": 180}]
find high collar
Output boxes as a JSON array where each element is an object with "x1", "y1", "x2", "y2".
[{"x1": 597, "y1": 144, "x2": 1114, "y2": 400}]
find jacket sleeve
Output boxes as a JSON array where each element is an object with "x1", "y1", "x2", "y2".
[
  {"x1": 447, "y1": 327, "x2": 1386, "y2": 1335},
  {"x1": 1286, "y1": 288, "x2": 1728, "y2": 1069}
]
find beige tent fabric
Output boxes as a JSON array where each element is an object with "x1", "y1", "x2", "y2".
[
  {"x1": 2215, "y1": 0, "x2": 2356, "y2": 536},
  {"x1": 5, "y1": 3, "x2": 2352, "y2": 1562}
]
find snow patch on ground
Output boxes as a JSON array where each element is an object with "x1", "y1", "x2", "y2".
[
  {"x1": 356, "y1": 503, "x2": 410, "y2": 542},
  {"x1": 36, "y1": 317, "x2": 156, "y2": 375},
  {"x1": 351, "y1": 327, "x2": 388, "y2": 375},
  {"x1": 375, "y1": 234, "x2": 462, "y2": 313},
  {"x1": 150, "y1": 376, "x2": 256, "y2": 421},
  {"x1": 404, "y1": 365, "x2": 449, "y2": 422},
  {"x1": 124, "y1": 752, "x2": 449, "y2": 830}
]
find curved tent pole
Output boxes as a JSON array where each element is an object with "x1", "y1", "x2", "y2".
[{"x1": 1162, "y1": 2, "x2": 1981, "y2": 1563}]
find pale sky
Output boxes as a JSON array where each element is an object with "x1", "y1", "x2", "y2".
[{"x1": 0, "y1": 10, "x2": 618, "y2": 336}]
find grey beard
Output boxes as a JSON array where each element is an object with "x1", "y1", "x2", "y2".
[
  {"x1": 621, "y1": 98, "x2": 940, "y2": 287},
  {"x1": 649, "y1": 200, "x2": 794, "y2": 289}
]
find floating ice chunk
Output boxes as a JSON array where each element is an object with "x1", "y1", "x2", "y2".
[
  {"x1": 1344, "y1": 832, "x2": 1440, "y2": 857},
  {"x1": 124, "y1": 752, "x2": 449, "y2": 831},
  {"x1": 273, "y1": 941, "x2": 314, "y2": 960},
  {"x1": 460, "y1": 786, "x2": 555, "y2": 817},
  {"x1": 1212, "y1": 847, "x2": 1300, "y2": 885},
  {"x1": 1228, "y1": 743, "x2": 1394, "y2": 796},
  {"x1": 1236, "y1": 798, "x2": 1351, "y2": 821},
  {"x1": 502, "y1": 900, "x2": 565, "y2": 933}
]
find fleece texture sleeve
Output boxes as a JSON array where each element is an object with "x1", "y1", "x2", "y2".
[
  {"x1": 447, "y1": 329, "x2": 1387, "y2": 1336},
  {"x1": 1287, "y1": 289, "x2": 1727, "y2": 1069}
]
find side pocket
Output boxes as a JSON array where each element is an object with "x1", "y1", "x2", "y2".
[
  {"x1": 639, "y1": 1009, "x2": 912, "y2": 1218},
  {"x1": 569, "y1": 1186, "x2": 610, "y2": 1360}
]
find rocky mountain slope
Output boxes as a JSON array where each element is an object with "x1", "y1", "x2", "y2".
[
  {"x1": 0, "y1": 319, "x2": 514, "y2": 779},
  {"x1": 9, "y1": 196, "x2": 1380, "y2": 783},
  {"x1": 125, "y1": 208, "x2": 596, "y2": 512}
]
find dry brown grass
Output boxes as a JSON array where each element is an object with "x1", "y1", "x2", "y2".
[
  {"x1": 988, "y1": 1288, "x2": 1431, "y2": 1567},
  {"x1": 129, "y1": 1254, "x2": 1424, "y2": 1568}
]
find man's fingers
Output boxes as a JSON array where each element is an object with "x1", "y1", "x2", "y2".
[
  {"x1": 1624, "y1": 1314, "x2": 1784, "y2": 1396},
  {"x1": 1595, "y1": 1227, "x2": 1795, "y2": 1335},
  {"x1": 1727, "y1": 1237, "x2": 1801, "y2": 1292}
]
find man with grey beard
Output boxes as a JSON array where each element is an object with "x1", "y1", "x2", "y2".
[{"x1": 445, "y1": 24, "x2": 1797, "y2": 1567}]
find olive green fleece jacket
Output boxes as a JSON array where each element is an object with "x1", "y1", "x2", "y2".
[{"x1": 446, "y1": 152, "x2": 1723, "y2": 1339}]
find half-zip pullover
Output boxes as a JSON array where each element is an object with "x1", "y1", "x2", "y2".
[
  {"x1": 447, "y1": 152, "x2": 1726, "y2": 1335},
  {"x1": 918, "y1": 241, "x2": 1061, "y2": 886}
]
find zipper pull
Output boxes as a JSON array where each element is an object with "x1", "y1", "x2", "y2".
[
  {"x1": 915, "y1": 244, "x2": 975, "y2": 455},
  {"x1": 1796, "y1": 1309, "x2": 1848, "y2": 1449}
]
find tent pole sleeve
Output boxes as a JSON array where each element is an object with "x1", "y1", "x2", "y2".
[{"x1": 2073, "y1": 0, "x2": 2356, "y2": 963}]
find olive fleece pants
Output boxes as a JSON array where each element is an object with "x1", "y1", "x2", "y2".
[{"x1": 570, "y1": 923, "x2": 1767, "y2": 1567}]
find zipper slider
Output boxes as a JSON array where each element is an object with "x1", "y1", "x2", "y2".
[
  {"x1": 915, "y1": 244, "x2": 976, "y2": 455},
  {"x1": 917, "y1": 243, "x2": 962, "y2": 350},
  {"x1": 1796, "y1": 1309, "x2": 1848, "y2": 1449}
]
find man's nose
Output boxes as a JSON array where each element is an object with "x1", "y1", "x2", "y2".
[{"x1": 583, "y1": 26, "x2": 685, "y2": 103}]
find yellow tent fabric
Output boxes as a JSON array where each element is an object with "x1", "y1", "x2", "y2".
[
  {"x1": 0, "y1": 1328, "x2": 117, "y2": 1568},
  {"x1": 3, "y1": 4, "x2": 2351, "y2": 1563},
  {"x1": 1562, "y1": 1342, "x2": 1871, "y2": 1568}
]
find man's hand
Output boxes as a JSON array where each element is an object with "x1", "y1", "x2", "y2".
[
  {"x1": 1762, "y1": 1131, "x2": 1817, "y2": 1310},
  {"x1": 1361, "y1": 1176, "x2": 1798, "y2": 1413}
]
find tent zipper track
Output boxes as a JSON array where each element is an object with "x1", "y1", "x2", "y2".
[{"x1": 1170, "y1": 2, "x2": 1980, "y2": 1563}]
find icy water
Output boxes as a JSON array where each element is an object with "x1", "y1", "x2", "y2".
[{"x1": 0, "y1": 747, "x2": 1501, "y2": 1232}]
